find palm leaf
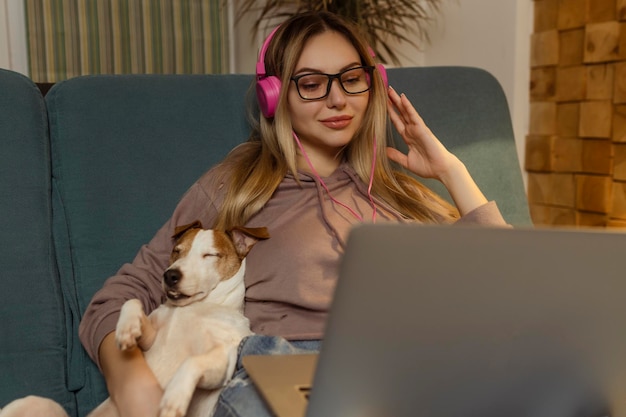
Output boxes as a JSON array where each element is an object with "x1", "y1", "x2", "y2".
[{"x1": 232, "y1": 0, "x2": 444, "y2": 65}]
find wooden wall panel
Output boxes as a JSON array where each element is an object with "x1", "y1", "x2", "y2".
[{"x1": 528, "y1": 0, "x2": 626, "y2": 227}]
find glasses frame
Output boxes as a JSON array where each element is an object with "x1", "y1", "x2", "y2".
[{"x1": 290, "y1": 65, "x2": 375, "y2": 101}]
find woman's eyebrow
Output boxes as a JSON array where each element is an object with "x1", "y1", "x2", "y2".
[{"x1": 292, "y1": 62, "x2": 362, "y2": 76}]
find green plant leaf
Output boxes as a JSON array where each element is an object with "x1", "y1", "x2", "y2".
[{"x1": 231, "y1": 0, "x2": 445, "y2": 65}]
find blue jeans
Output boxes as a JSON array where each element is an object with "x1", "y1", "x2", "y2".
[{"x1": 213, "y1": 335, "x2": 321, "y2": 417}]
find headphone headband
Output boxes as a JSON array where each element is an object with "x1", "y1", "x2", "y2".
[{"x1": 256, "y1": 26, "x2": 280, "y2": 79}]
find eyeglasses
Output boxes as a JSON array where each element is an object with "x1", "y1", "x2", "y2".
[{"x1": 290, "y1": 66, "x2": 375, "y2": 100}]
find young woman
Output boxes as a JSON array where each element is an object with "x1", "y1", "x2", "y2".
[{"x1": 74, "y1": 10, "x2": 506, "y2": 417}]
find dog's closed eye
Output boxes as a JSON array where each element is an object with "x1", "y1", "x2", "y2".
[{"x1": 203, "y1": 252, "x2": 223, "y2": 258}]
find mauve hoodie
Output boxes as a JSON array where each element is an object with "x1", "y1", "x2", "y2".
[{"x1": 79, "y1": 162, "x2": 507, "y2": 368}]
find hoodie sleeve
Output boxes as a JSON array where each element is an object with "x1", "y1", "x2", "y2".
[{"x1": 454, "y1": 200, "x2": 509, "y2": 227}]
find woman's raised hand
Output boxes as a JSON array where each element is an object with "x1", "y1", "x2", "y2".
[
  {"x1": 385, "y1": 86, "x2": 488, "y2": 216},
  {"x1": 386, "y1": 86, "x2": 459, "y2": 181}
]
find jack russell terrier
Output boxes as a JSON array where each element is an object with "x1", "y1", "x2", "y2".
[{"x1": 0, "y1": 222, "x2": 268, "y2": 417}]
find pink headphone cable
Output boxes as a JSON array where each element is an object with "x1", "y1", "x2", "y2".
[
  {"x1": 367, "y1": 138, "x2": 378, "y2": 223},
  {"x1": 292, "y1": 131, "x2": 378, "y2": 223}
]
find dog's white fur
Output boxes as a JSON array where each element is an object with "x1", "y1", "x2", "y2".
[
  {"x1": 1, "y1": 224, "x2": 267, "y2": 417},
  {"x1": 0, "y1": 396, "x2": 69, "y2": 417}
]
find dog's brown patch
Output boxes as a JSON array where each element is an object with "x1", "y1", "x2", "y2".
[
  {"x1": 172, "y1": 221, "x2": 203, "y2": 240},
  {"x1": 170, "y1": 227, "x2": 203, "y2": 264},
  {"x1": 212, "y1": 231, "x2": 243, "y2": 281}
]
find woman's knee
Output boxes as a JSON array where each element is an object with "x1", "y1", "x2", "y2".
[{"x1": 0, "y1": 396, "x2": 68, "y2": 417}]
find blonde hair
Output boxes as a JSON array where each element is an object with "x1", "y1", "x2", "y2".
[{"x1": 213, "y1": 11, "x2": 459, "y2": 231}]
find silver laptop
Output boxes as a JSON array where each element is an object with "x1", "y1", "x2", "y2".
[{"x1": 244, "y1": 224, "x2": 626, "y2": 417}]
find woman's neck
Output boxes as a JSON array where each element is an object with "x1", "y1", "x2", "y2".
[
  {"x1": 292, "y1": 134, "x2": 345, "y2": 177},
  {"x1": 296, "y1": 153, "x2": 342, "y2": 177}
]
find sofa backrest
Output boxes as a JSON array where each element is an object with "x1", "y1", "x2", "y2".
[
  {"x1": 388, "y1": 66, "x2": 529, "y2": 225},
  {"x1": 43, "y1": 67, "x2": 528, "y2": 415},
  {"x1": 0, "y1": 70, "x2": 77, "y2": 415}
]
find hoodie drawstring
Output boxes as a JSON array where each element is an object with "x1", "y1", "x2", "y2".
[{"x1": 292, "y1": 131, "x2": 377, "y2": 223}]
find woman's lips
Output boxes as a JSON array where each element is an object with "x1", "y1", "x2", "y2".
[{"x1": 320, "y1": 116, "x2": 352, "y2": 129}]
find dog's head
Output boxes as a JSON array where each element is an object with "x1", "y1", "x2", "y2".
[{"x1": 163, "y1": 221, "x2": 269, "y2": 307}]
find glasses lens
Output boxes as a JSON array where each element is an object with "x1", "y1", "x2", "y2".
[
  {"x1": 296, "y1": 73, "x2": 329, "y2": 100},
  {"x1": 340, "y1": 67, "x2": 371, "y2": 94}
]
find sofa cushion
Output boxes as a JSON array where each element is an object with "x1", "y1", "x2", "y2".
[
  {"x1": 46, "y1": 73, "x2": 253, "y2": 415},
  {"x1": 0, "y1": 69, "x2": 76, "y2": 415}
]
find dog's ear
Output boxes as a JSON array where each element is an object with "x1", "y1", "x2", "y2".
[
  {"x1": 172, "y1": 221, "x2": 203, "y2": 240},
  {"x1": 228, "y1": 226, "x2": 270, "y2": 258}
]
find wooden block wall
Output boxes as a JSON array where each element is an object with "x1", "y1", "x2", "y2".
[{"x1": 528, "y1": 0, "x2": 626, "y2": 228}]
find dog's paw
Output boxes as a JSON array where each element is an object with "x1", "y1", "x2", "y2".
[
  {"x1": 115, "y1": 299, "x2": 144, "y2": 351},
  {"x1": 116, "y1": 318, "x2": 142, "y2": 351},
  {"x1": 158, "y1": 390, "x2": 192, "y2": 417},
  {"x1": 159, "y1": 367, "x2": 197, "y2": 417}
]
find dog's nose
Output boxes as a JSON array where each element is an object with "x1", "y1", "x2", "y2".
[{"x1": 164, "y1": 269, "x2": 181, "y2": 288}]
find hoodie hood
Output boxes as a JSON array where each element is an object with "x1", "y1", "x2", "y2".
[{"x1": 280, "y1": 162, "x2": 407, "y2": 248}]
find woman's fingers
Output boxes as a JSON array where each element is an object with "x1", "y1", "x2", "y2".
[
  {"x1": 386, "y1": 147, "x2": 409, "y2": 169},
  {"x1": 388, "y1": 86, "x2": 424, "y2": 126}
]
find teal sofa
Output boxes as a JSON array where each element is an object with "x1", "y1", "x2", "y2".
[{"x1": 0, "y1": 66, "x2": 530, "y2": 417}]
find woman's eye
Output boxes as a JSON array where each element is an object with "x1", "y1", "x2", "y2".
[
  {"x1": 298, "y1": 75, "x2": 325, "y2": 92},
  {"x1": 343, "y1": 71, "x2": 365, "y2": 84},
  {"x1": 300, "y1": 81, "x2": 321, "y2": 91}
]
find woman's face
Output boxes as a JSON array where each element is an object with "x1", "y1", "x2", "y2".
[{"x1": 287, "y1": 30, "x2": 370, "y2": 175}]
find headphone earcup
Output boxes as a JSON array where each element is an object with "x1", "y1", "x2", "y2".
[
  {"x1": 256, "y1": 76, "x2": 282, "y2": 118},
  {"x1": 376, "y1": 63, "x2": 388, "y2": 88}
]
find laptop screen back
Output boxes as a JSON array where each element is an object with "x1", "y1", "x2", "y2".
[{"x1": 306, "y1": 224, "x2": 626, "y2": 417}]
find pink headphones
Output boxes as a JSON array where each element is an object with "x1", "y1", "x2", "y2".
[{"x1": 255, "y1": 26, "x2": 388, "y2": 118}]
